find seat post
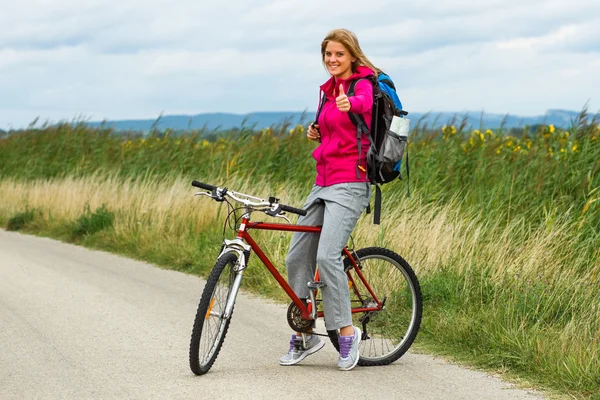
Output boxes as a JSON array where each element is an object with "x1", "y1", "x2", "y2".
[{"x1": 306, "y1": 280, "x2": 327, "y2": 320}]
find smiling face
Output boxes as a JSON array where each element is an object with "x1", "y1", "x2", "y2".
[{"x1": 324, "y1": 40, "x2": 356, "y2": 80}]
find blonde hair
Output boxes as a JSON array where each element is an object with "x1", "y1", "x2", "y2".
[{"x1": 320, "y1": 28, "x2": 381, "y2": 77}]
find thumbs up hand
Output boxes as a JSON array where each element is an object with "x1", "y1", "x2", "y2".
[{"x1": 336, "y1": 84, "x2": 351, "y2": 112}]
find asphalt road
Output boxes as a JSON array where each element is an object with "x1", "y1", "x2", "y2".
[{"x1": 0, "y1": 230, "x2": 545, "y2": 400}]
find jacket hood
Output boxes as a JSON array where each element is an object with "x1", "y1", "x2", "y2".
[{"x1": 320, "y1": 66, "x2": 375, "y2": 98}]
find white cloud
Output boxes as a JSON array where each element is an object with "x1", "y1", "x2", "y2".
[{"x1": 1, "y1": 0, "x2": 599, "y2": 128}]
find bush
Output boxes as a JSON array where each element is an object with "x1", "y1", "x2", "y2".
[
  {"x1": 6, "y1": 209, "x2": 37, "y2": 231},
  {"x1": 71, "y1": 204, "x2": 115, "y2": 238}
]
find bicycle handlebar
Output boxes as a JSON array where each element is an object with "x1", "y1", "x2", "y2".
[
  {"x1": 192, "y1": 180, "x2": 216, "y2": 191},
  {"x1": 191, "y1": 180, "x2": 307, "y2": 217},
  {"x1": 279, "y1": 204, "x2": 307, "y2": 216}
]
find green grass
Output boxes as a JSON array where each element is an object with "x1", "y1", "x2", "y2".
[
  {"x1": 71, "y1": 204, "x2": 115, "y2": 239},
  {"x1": 6, "y1": 208, "x2": 38, "y2": 231},
  {"x1": 1, "y1": 113, "x2": 599, "y2": 399}
]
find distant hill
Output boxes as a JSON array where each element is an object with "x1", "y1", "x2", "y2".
[{"x1": 88, "y1": 109, "x2": 586, "y2": 132}]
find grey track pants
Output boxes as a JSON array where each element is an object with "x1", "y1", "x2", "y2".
[{"x1": 285, "y1": 182, "x2": 371, "y2": 331}]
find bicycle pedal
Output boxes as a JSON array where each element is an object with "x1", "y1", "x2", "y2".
[{"x1": 307, "y1": 281, "x2": 327, "y2": 289}]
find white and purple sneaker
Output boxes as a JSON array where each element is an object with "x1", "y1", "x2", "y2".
[
  {"x1": 279, "y1": 334, "x2": 325, "y2": 366},
  {"x1": 337, "y1": 326, "x2": 361, "y2": 371}
]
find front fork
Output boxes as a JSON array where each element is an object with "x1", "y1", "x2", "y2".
[
  {"x1": 217, "y1": 238, "x2": 252, "y2": 320},
  {"x1": 223, "y1": 272, "x2": 244, "y2": 319}
]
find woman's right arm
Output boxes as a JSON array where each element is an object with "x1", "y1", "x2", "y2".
[{"x1": 348, "y1": 80, "x2": 374, "y2": 114}]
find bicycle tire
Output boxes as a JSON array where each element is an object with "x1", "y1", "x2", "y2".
[
  {"x1": 328, "y1": 247, "x2": 422, "y2": 366},
  {"x1": 189, "y1": 252, "x2": 239, "y2": 375}
]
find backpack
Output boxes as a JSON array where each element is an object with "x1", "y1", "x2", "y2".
[{"x1": 348, "y1": 73, "x2": 410, "y2": 224}]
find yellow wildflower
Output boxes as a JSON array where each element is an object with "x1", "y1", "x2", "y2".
[
  {"x1": 548, "y1": 124, "x2": 555, "y2": 134},
  {"x1": 442, "y1": 125, "x2": 457, "y2": 139}
]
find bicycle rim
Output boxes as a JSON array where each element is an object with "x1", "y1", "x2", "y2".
[
  {"x1": 345, "y1": 247, "x2": 422, "y2": 365},
  {"x1": 189, "y1": 252, "x2": 238, "y2": 375}
]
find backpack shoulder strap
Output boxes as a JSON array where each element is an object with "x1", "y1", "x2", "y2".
[
  {"x1": 347, "y1": 79, "x2": 370, "y2": 135},
  {"x1": 347, "y1": 79, "x2": 371, "y2": 179},
  {"x1": 315, "y1": 92, "x2": 326, "y2": 123}
]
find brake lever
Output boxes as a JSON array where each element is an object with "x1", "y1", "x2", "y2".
[
  {"x1": 265, "y1": 204, "x2": 282, "y2": 217},
  {"x1": 194, "y1": 191, "x2": 224, "y2": 202},
  {"x1": 264, "y1": 204, "x2": 291, "y2": 223},
  {"x1": 271, "y1": 213, "x2": 291, "y2": 223}
]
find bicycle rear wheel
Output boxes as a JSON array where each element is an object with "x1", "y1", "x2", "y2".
[
  {"x1": 189, "y1": 252, "x2": 239, "y2": 375},
  {"x1": 329, "y1": 247, "x2": 422, "y2": 366}
]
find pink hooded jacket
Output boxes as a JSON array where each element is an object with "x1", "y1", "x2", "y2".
[{"x1": 313, "y1": 66, "x2": 374, "y2": 187}]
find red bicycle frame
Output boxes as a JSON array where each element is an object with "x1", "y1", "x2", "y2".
[{"x1": 235, "y1": 217, "x2": 383, "y2": 321}]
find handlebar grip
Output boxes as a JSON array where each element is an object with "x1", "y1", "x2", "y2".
[
  {"x1": 280, "y1": 204, "x2": 307, "y2": 216},
  {"x1": 192, "y1": 180, "x2": 217, "y2": 191}
]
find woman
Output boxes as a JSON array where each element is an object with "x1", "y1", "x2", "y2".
[{"x1": 280, "y1": 28, "x2": 379, "y2": 371}]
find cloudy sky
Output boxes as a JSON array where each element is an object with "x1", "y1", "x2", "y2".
[{"x1": 1, "y1": 0, "x2": 599, "y2": 129}]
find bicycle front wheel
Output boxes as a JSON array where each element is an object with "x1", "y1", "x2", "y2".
[
  {"x1": 189, "y1": 252, "x2": 240, "y2": 375},
  {"x1": 335, "y1": 247, "x2": 422, "y2": 366}
]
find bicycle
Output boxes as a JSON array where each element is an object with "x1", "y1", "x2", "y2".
[{"x1": 188, "y1": 180, "x2": 422, "y2": 375}]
